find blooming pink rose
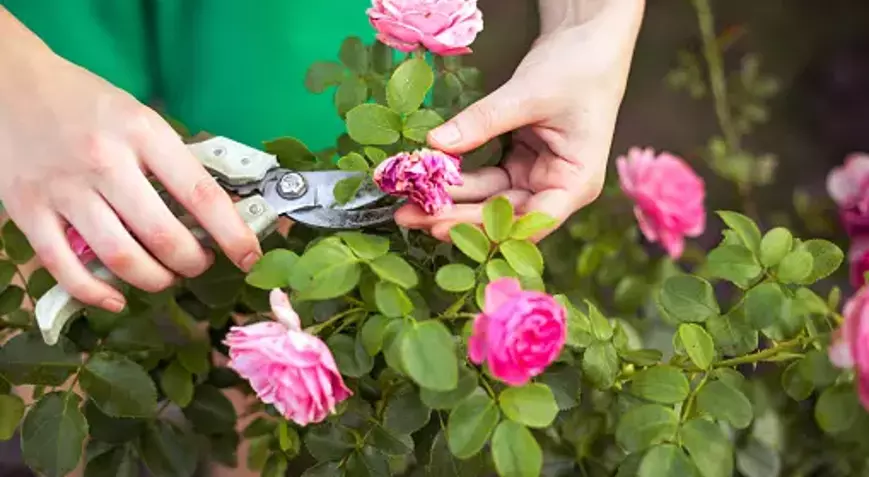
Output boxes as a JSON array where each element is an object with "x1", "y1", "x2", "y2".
[
  {"x1": 850, "y1": 237, "x2": 869, "y2": 288},
  {"x1": 367, "y1": 0, "x2": 484, "y2": 56},
  {"x1": 617, "y1": 147, "x2": 706, "y2": 259},
  {"x1": 468, "y1": 278, "x2": 566, "y2": 386},
  {"x1": 66, "y1": 227, "x2": 97, "y2": 264},
  {"x1": 373, "y1": 148, "x2": 463, "y2": 215},
  {"x1": 829, "y1": 286, "x2": 869, "y2": 410},
  {"x1": 827, "y1": 153, "x2": 869, "y2": 237},
  {"x1": 224, "y1": 289, "x2": 352, "y2": 426}
]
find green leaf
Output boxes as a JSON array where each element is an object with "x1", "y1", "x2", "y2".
[
  {"x1": 384, "y1": 388, "x2": 431, "y2": 435},
  {"x1": 0, "y1": 333, "x2": 81, "y2": 385},
  {"x1": 0, "y1": 285, "x2": 24, "y2": 315},
  {"x1": 538, "y1": 365, "x2": 582, "y2": 410},
  {"x1": 333, "y1": 175, "x2": 365, "y2": 206},
  {"x1": 743, "y1": 282, "x2": 786, "y2": 330},
  {"x1": 84, "y1": 443, "x2": 138, "y2": 477},
  {"x1": 293, "y1": 240, "x2": 362, "y2": 301},
  {"x1": 491, "y1": 421, "x2": 542, "y2": 477},
  {"x1": 436, "y1": 263, "x2": 476, "y2": 292},
  {"x1": 346, "y1": 104, "x2": 402, "y2": 145},
  {"x1": 681, "y1": 418, "x2": 733, "y2": 477},
  {"x1": 483, "y1": 196, "x2": 514, "y2": 243},
  {"x1": 182, "y1": 385, "x2": 237, "y2": 435},
  {"x1": 615, "y1": 404, "x2": 679, "y2": 452},
  {"x1": 736, "y1": 438, "x2": 781, "y2": 477},
  {"x1": 659, "y1": 275, "x2": 720, "y2": 323},
  {"x1": 500, "y1": 239, "x2": 543, "y2": 277},
  {"x1": 0, "y1": 260, "x2": 14, "y2": 292},
  {"x1": 345, "y1": 447, "x2": 390, "y2": 476},
  {"x1": 302, "y1": 463, "x2": 342, "y2": 477},
  {"x1": 337, "y1": 232, "x2": 389, "y2": 261},
  {"x1": 21, "y1": 392, "x2": 87, "y2": 477},
  {"x1": 510, "y1": 212, "x2": 558, "y2": 240},
  {"x1": 447, "y1": 392, "x2": 500, "y2": 459},
  {"x1": 781, "y1": 361, "x2": 813, "y2": 401},
  {"x1": 27, "y1": 268, "x2": 56, "y2": 299},
  {"x1": 759, "y1": 227, "x2": 792, "y2": 267},
  {"x1": 136, "y1": 421, "x2": 198, "y2": 477},
  {"x1": 387, "y1": 58, "x2": 434, "y2": 114},
  {"x1": 705, "y1": 245, "x2": 762, "y2": 288},
  {"x1": 587, "y1": 301, "x2": 613, "y2": 341},
  {"x1": 486, "y1": 258, "x2": 518, "y2": 281},
  {"x1": 403, "y1": 109, "x2": 444, "y2": 143},
  {"x1": 420, "y1": 366, "x2": 478, "y2": 410},
  {"x1": 401, "y1": 321, "x2": 458, "y2": 391},
  {"x1": 815, "y1": 384, "x2": 860, "y2": 434},
  {"x1": 305, "y1": 61, "x2": 345, "y2": 93},
  {"x1": 262, "y1": 454, "x2": 289, "y2": 477},
  {"x1": 80, "y1": 352, "x2": 157, "y2": 418},
  {"x1": 679, "y1": 323, "x2": 716, "y2": 369},
  {"x1": 363, "y1": 147, "x2": 388, "y2": 166},
  {"x1": 621, "y1": 349, "x2": 664, "y2": 366},
  {"x1": 370, "y1": 40, "x2": 394, "y2": 74},
  {"x1": 498, "y1": 383, "x2": 558, "y2": 428},
  {"x1": 246, "y1": 250, "x2": 298, "y2": 289},
  {"x1": 360, "y1": 314, "x2": 389, "y2": 356},
  {"x1": 327, "y1": 334, "x2": 374, "y2": 378},
  {"x1": 427, "y1": 430, "x2": 487, "y2": 477},
  {"x1": 614, "y1": 275, "x2": 650, "y2": 313},
  {"x1": 798, "y1": 349, "x2": 839, "y2": 387},
  {"x1": 375, "y1": 281, "x2": 413, "y2": 317},
  {"x1": 304, "y1": 423, "x2": 356, "y2": 462},
  {"x1": 449, "y1": 223, "x2": 490, "y2": 263},
  {"x1": 697, "y1": 380, "x2": 753, "y2": 429},
  {"x1": 160, "y1": 360, "x2": 193, "y2": 408},
  {"x1": 369, "y1": 253, "x2": 418, "y2": 288},
  {"x1": 176, "y1": 339, "x2": 210, "y2": 375},
  {"x1": 2, "y1": 221, "x2": 34, "y2": 264},
  {"x1": 775, "y1": 249, "x2": 813, "y2": 283},
  {"x1": 638, "y1": 444, "x2": 697, "y2": 477},
  {"x1": 368, "y1": 423, "x2": 413, "y2": 456},
  {"x1": 335, "y1": 75, "x2": 368, "y2": 117},
  {"x1": 582, "y1": 342, "x2": 619, "y2": 389},
  {"x1": 339, "y1": 36, "x2": 368, "y2": 73},
  {"x1": 83, "y1": 400, "x2": 144, "y2": 444},
  {"x1": 798, "y1": 239, "x2": 845, "y2": 284},
  {"x1": 717, "y1": 211, "x2": 761, "y2": 254},
  {"x1": 630, "y1": 366, "x2": 690, "y2": 404},
  {"x1": 0, "y1": 393, "x2": 24, "y2": 440},
  {"x1": 263, "y1": 137, "x2": 318, "y2": 171},
  {"x1": 705, "y1": 313, "x2": 758, "y2": 356},
  {"x1": 336, "y1": 152, "x2": 370, "y2": 172}
]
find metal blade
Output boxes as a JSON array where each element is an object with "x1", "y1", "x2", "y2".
[
  {"x1": 287, "y1": 202, "x2": 402, "y2": 229},
  {"x1": 260, "y1": 170, "x2": 388, "y2": 215}
]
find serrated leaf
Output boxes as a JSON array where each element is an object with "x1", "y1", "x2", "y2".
[
  {"x1": 449, "y1": 223, "x2": 490, "y2": 263},
  {"x1": 435, "y1": 263, "x2": 476, "y2": 292}
]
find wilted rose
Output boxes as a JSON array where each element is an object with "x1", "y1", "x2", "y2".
[
  {"x1": 367, "y1": 0, "x2": 484, "y2": 56},
  {"x1": 373, "y1": 148, "x2": 463, "y2": 215},
  {"x1": 617, "y1": 147, "x2": 706, "y2": 259},
  {"x1": 224, "y1": 289, "x2": 352, "y2": 426},
  {"x1": 468, "y1": 278, "x2": 566, "y2": 386}
]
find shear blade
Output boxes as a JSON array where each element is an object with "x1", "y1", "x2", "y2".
[{"x1": 288, "y1": 202, "x2": 401, "y2": 229}]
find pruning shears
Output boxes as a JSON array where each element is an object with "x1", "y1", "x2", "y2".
[{"x1": 34, "y1": 136, "x2": 398, "y2": 345}]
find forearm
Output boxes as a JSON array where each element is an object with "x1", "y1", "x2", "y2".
[
  {"x1": 538, "y1": 0, "x2": 645, "y2": 33},
  {"x1": 0, "y1": 7, "x2": 53, "y2": 60}
]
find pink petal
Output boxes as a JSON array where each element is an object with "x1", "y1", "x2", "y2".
[
  {"x1": 270, "y1": 289, "x2": 301, "y2": 330},
  {"x1": 484, "y1": 278, "x2": 522, "y2": 314}
]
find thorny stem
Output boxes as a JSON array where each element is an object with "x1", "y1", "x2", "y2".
[
  {"x1": 680, "y1": 335, "x2": 818, "y2": 373},
  {"x1": 692, "y1": 0, "x2": 760, "y2": 220}
]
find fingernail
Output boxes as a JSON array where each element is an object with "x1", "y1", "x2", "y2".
[
  {"x1": 240, "y1": 251, "x2": 261, "y2": 272},
  {"x1": 102, "y1": 297, "x2": 126, "y2": 313},
  {"x1": 431, "y1": 123, "x2": 462, "y2": 146}
]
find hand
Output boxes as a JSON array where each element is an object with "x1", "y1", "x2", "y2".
[
  {"x1": 0, "y1": 11, "x2": 261, "y2": 312},
  {"x1": 395, "y1": 0, "x2": 645, "y2": 241}
]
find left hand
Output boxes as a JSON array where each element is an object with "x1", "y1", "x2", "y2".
[{"x1": 394, "y1": 0, "x2": 645, "y2": 241}]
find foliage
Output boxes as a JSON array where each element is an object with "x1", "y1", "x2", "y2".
[{"x1": 0, "y1": 2, "x2": 861, "y2": 477}]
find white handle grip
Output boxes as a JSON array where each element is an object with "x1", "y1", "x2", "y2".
[
  {"x1": 35, "y1": 196, "x2": 280, "y2": 345},
  {"x1": 187, "y1": 136, "x2": 278, "y2": 186}
]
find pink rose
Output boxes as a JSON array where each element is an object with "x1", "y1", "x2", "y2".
[
  {"x1": 827, "y1": 153, "x2": 869, "y2": 237},
  {"x1": 367, "y1": 0, "x2": 484, "y2": 56},
  {"x1": 468, "y1": 278, "x2": 566, "y2": 386},
  {"x1": 373, "y1": 148, "x2": 463, "y2": 215},
  {"x1": 224, "y1": 289, "x2": 352, "y2": 426},
  {"x1": 851, "y1": 238, "x2": 869, "y2": 288},
  {"x1": 66, "y1": 226, "x2": 97, "y2": 264},
  {"x1": 617, "y1": 147, "x2": 706, "y2": 259},
  {"x1": 829, "y1": 286, "x2": 869, "y2": 410}
]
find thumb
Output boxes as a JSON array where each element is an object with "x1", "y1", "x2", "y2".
[{"x1": 428, "y1": 80, "x2": 540, "y2": 153}]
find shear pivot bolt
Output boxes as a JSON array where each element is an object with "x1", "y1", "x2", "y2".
[
  {"x1": 277, "y1": 172, "x2": 307, "y2": 199},
  {"x1": 248, "y1": 203, "x2": 264, "y2": 216}
]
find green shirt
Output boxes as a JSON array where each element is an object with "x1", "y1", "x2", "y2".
[{"x1": 1, "y1": 0, "x2": 374, "y2": 150}]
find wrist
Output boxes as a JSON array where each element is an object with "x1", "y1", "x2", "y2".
[{"x1": 539, "y1": 0, "x2": 645, "y2": 34}]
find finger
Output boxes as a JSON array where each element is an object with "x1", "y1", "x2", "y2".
[
  {"x1": 395, "y1": 189, "x2": 531, "y2": 230},
  {"x1": 448, "y1": 167, "x2": 511, "y2": 203},
  {"x1": 94, "y1": 145, "x2": 212, "y2": 278},
  {"x1": 130, "y1": 111, "x2": 262, "y2": 271},
  {"x1": 428, "y1": 80, "x2": 542, "y2": 154},
  {"x1": 57, "y1": 189, "x2": 176, "y2": 293},
  {"x1": 8, "y1": 205, "x2": 126, "y2": 312}
]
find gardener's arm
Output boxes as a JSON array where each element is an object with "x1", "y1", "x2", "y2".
[
  {"x1": 0, "y1": 7, "x2": 261, "y2": 311},
  {"x1": 396, "y1": 0, "x2": 645, "y2": 240}
]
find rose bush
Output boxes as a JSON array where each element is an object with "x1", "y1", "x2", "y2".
[{"x1": 0, "y1": 1, "x2": 863, "y2": 477}]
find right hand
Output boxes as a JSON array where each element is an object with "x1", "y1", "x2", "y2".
[{"x1": 0, "y1": 37, "x2": 262, "y2": 312}]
